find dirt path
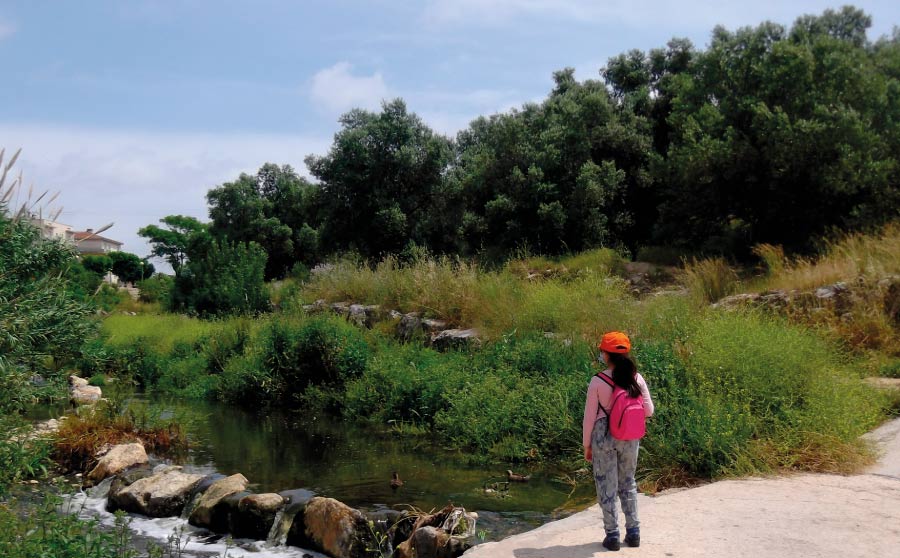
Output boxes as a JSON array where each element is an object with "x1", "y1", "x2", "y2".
[{"x1": 464, "y1": 418, "x2": 900, "y2": 558}]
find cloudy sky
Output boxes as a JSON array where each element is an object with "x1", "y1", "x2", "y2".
[{"x1": 2, "y1": 1, "x2": 898, "y2": 260}]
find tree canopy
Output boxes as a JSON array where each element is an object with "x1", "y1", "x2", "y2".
[{"x1": 145, "y1": 7, "x2": 900, "y2": 277}]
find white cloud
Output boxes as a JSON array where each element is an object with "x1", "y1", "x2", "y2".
[
  {"x1": 1, "y1": 124, "x2": 329, "y2": 268},
  {"x1": 310, "y1": 62, "x2": 389, "y2": 114},
  {"x1": 0, "y1": 18, "x2": 16, "y2": 40},
  {"x1": 422, "y1": 0, "x2": 873, "y2": 33}
]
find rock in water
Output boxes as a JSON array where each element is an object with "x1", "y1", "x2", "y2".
[
  {"x1": 87, "y1": 443, "x2": 148, "y2": 485},
  {"x1": 108, "y1": 467, "x2": 203, "y2": 517},
  {"x1": 188, "y1": 473, "x2": 249, "y2": 529},
  {"x1": 231, "y1": 493, "x2": 285, "y2": 540},
  {"x1": 302, "y1": 496, "x2": 373, "y2": 558}
]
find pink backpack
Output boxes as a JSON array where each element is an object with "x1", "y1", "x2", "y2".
[{"x1": 596, "y1": 373, "x2": 646, "y2": 440}]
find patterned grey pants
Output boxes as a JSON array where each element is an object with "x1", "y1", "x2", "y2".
[{"x1": 591, "y1": 417, "x2": 640, "y2": 537}]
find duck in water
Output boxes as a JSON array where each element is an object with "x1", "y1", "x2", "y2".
[
  {"x1": 390, "y1": 471, "x2": 403, "y2": 490},
  {"x1": 507, "y1": 470, "x2": 531, "y2": 482}
]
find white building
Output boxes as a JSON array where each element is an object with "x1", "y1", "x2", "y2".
[
  {"x1": 70, "y1": 229, "x2": 124, "y2": 255},
  {"x1": 29, "y1": 217, "x2": 73, "y2": 241}
]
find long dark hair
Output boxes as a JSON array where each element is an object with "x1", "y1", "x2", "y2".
[{"x1": 607, "y1": 352, "x2": 641, "y2": 398}]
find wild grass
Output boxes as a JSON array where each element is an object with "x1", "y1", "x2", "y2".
[
  {"x1": 762, "y1": 222, "x2": 900, "y2": 292},
  {"x1": 101, "y1": 313, "x2": 257, "y2": 354},
  {"x1": 300, "y1": 253, "x2": 632, "y2": 338},
  {"x1": 679, "y1": 257, "x2": 740, "y2": 304}
]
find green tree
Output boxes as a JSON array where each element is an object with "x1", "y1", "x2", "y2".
[
  {"x1": 171, "y1": 240, "x2": 270, "y2": 316},
  {"x1": 305, "y1": 99, "x2": 456, "y2": 258},
  {"x1": 206, "y1": 163, "x2": 319, "y2": 280},
  {"x1": 108, "y1": 251, "x2": 146, "y2": 285},
  {"x1": 81, "y1": 254, "x2": 112, "y2": 276},
  {"x1": 138, "y1": 215, "x2": 208, "y2": 273}
]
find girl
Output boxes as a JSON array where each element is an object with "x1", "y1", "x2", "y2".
[{"x1": 582, "y1": 331, "x2": 654, "y2": 551}]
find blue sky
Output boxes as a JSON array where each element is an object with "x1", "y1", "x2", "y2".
[{"x1": 1, "y1": 1, "x2": 898, "y2": 261}]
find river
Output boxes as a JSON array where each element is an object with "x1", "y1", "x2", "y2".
[{"x1": 29, "y1": 396, "x2": 596, "y2": 555}]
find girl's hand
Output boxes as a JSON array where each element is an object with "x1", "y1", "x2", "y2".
[{"x1": 584, "y1": 446, "x2": 592, "y2": 462}]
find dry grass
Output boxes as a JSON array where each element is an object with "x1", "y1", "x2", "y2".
[
  {"x1": 300, "y1": 254, "x2": 634, "y2": 338},
  {"x1": 679, "y1": 257, "x2": 740, "y2": 303},
  {"x1": 53, "y1": 402, "x2": 187, "y2": 473},
  {"x1": 763, "y1": 223, "x2": 900, "y2": 292}
]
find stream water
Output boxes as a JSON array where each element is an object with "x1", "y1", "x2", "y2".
[{"x1": 29, "y1": 397, "x2": 596, "y2": 554}]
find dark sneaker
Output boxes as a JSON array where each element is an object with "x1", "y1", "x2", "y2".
[
  {"x1": 602, "y1": 535, "x2": 621, "y2": 551},
  {"x1": 624, "y1": 533, "x2": 640, "y2": 547}
]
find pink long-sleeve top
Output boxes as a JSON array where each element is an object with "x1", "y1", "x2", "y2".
[{"x1": 582, "y1": 370, "x2": 655, "y2": 448}]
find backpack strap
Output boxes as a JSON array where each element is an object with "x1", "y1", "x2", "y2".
[{"x1": 594, "y1": 372, "x2": 616, "y2": 426}]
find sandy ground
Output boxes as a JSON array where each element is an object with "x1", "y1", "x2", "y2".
[{"x1": 464, "y1": 418, "x2": 900, "y2": 558}]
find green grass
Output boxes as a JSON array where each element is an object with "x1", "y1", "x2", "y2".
[{"x1": 86, "y1": 235, "x2": 898, "y2": 487}]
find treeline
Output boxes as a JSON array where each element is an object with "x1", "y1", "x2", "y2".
[{"x1": 143, "y1": 7, "x2": 900, "y2": 286}]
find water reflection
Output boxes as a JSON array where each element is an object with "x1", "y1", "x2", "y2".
[{"x1": 37, "y1": 396, "x2": 596, "y2": 539}]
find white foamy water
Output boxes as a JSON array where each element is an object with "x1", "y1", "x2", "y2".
[{"x1": 63, "y1": 479, "x2": 325, "y2": 558}]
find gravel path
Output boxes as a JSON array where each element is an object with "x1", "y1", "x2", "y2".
[{"x1": 464, "y1": 418, "x2": 900, "y2": 558}]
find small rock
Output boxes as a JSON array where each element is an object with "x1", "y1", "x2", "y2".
[
  {"x1": 86, "y1": 443, "x2": 148, "y2": 485},
  {"x1": 69, "y1": 375, "x2": 89, "y2": 388},
  {"x1": 398, "y1": 313, "x2": 424, "y2": 342},
  {"x1": 431, "y1": 329, "x2": 481, "y2": 352}
]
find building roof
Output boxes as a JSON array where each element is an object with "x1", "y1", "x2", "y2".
[{"x1": 71, "y1": 231, "x2": 123, "y2": 245}]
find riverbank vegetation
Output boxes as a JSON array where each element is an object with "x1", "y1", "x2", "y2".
[{"x1": 90, "y1": 223, "x2": 900, "y2": 487}]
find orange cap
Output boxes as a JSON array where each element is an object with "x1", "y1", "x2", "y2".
[{"x1": 599, "y1": 331, "x2": 631, "y2": 354}]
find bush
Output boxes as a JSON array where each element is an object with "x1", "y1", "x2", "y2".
[
  {"x1": 259, "y1": 316, "x2": 371, "y2": 404},
  {"x1": 0, "y1": 495, "x2": 137, "y2": 558},
  {"x1": 136, "y1": 274, "x2": 174, "y2": 304},
  {"x1": 0, "y1": 416, "x2": 52, "y2": 495},
  {"x1": 171, "y1": 239, "x2": 270, "y2": 317}
]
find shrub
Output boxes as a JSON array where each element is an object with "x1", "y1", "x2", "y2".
[
  {"x1": 171, "y1": 239, "x2": 270, "y2": 316},
  {"x1": 259, "y1": 316, "x2": 371, "y2": 404},
  {"x1": 0, "y1": 416, "x2": 52, "y2": 495},
  {"x1": 136, "y1": 274, "x2": 174, "y2": 304},
  {"x1": 0, "y1": 496, "x2": 138, "y2": 558}
]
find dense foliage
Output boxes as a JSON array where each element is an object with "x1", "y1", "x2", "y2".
[
  {"x1": 148, "y1": 7, "x2": 900, "y2": 278},
  {"x1": 170, "y1": 238, "x2": 270, "y2": 316},
  {"x1": 0, "y1": 209, "x2": 95, "y2": 413}
]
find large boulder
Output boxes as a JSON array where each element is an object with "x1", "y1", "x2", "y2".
[
  {"x1": 108, "y1": 466, "x2": 203, "y2": 517},
  {"x1": 188, "y1": 473, "x2": 249, "y2": 530},
  {"x1": 280, "y1": 489, "x2": 318, "y2": 546},
  {"x1": 87, "y1": 443, "x2": 148, "y2": 485},
  {"x1": 209, "y1": 490, "x2": 252, "y2": 533},
  {"x1": 300, "y1": 496, "x2": 374, "y2": 558},
  {"x1": 431, "y1": 329, "x2": 481, "y2": 351},
  {"x1": 230, "y1": 493, "x2": 285, "y2": 540}
]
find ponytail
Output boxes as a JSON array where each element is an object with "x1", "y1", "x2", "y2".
[{"x1": 608, "y1": 352, "x2": 641, "y2": 398}]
